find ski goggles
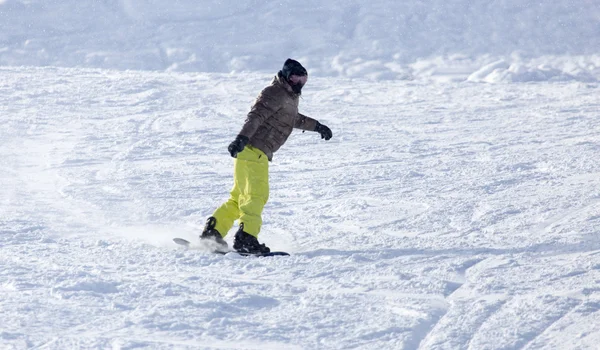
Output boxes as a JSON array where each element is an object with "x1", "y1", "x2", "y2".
[{"x1": 289, "y1": 74, "x2": 308, "y2": 85}]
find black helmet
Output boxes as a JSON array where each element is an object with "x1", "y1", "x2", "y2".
[
  {"x1": 281, "y1": 58, "x2": 307, "y2": 93},
  {"x1": 281, "y1": 58, "x2": 307, "y2": 79}
]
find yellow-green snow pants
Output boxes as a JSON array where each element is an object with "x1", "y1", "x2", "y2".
[{"x1": 212, "y1": 146, "x2": 269, "y2": 238}]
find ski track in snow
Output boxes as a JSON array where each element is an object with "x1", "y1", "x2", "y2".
[{"x1": 2, "y1": 67, "x2": 600, "y2": 349}]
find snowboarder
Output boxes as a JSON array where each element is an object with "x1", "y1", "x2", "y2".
[{"x1": 200, "y1": 59, "x2": 332, "y2": 254}]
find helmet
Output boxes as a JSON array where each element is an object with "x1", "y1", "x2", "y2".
[{"x1": 281, "y1": 58, "x2": 308, "y2": 93}]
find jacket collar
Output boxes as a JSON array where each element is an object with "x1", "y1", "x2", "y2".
[{"x1": 273, "y1": 71, "x2": 300, "y2": 96}]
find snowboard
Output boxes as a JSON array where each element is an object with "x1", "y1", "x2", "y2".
[{"x1": 173, "y1": 237, "x2": 289, "y2": 257}]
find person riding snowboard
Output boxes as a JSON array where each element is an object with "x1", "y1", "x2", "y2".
[{"x1": 200, "y1": 58, "x2": 332, "y2": 254}]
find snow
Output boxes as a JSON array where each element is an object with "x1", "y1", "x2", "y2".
[
  {"x1": 2, "y1": 1, "x2": 600, "y2": 349},
  {"x1": 1, "y1": 0, "x2": 600, "y2": 81}
]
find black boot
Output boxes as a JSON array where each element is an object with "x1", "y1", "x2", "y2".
[
  {"x1": 233, "y1": 224, "x2": 270, "y2": 254},
  {"x1": 200, "y1": 217, "x2": 228, "y2": 250}
]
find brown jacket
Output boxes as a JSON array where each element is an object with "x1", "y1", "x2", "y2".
[{"x1": 238, "y1": 72, "x2": 318, "y2": 160}]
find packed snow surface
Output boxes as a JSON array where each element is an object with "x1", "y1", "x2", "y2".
[
  {"x1": 2, "y1": 0, "x2": 600, "y2": 349},
  {"x1": 2, "y1": 67, "x2": 600, "y2": 349}
]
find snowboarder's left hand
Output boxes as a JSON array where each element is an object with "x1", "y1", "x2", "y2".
[{"x1": 315, "y1": 122, "x2": 332, "y2": 140}]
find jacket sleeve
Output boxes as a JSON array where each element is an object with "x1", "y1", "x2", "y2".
[
  {"x1": 238, "y1": 87, "x2": 283, "y2": 139},
  {"x1": 294, "y1": 112, "x2": 318, "y2": 131}
]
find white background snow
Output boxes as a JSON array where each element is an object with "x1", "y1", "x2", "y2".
[{"x1": 1, "y1": 1, "x2": 600, "y2": 349}]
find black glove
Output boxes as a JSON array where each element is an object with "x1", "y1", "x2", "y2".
[
  {"x1": 228, "y1": 135, "x2": 249, "y2": 158},
  {"x1": 314, "y1": 122, "x2": 332, "y2": 140}
]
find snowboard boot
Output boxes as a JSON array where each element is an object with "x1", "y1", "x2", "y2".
[
  {"x1": 200, "y1": 217, "x2": 228, "y2": 250},
  {"x1": 233, "y1": 224, "x2": 270, "y2": 254}
]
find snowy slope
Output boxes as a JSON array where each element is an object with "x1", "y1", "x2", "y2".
[
  {"x1": 1, "y1": 0, "x2": 599, "y2": 81},
  {"x1": 3, "y1": 1, "x2": 600, "y2": 349},
  {"x1": 2, "y1": 66, "x2": 600, "y2": 349}
]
